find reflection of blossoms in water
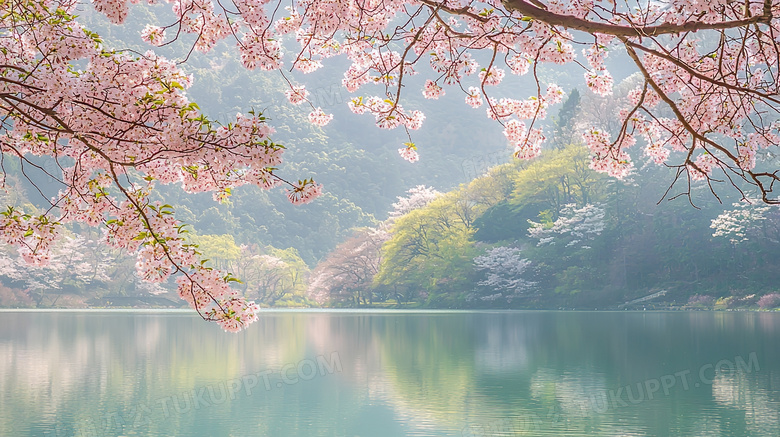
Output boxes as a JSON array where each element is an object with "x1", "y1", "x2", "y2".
[
  {"x1": 688, "y1": 416, "x2": 722, "y2": 436},
  {"x1": 712, "y1": 372, "x2": 780, "y2": 435},
  {"x1": 530, "y1": 368, "x2": 607, "y2": 420},
  {"x1": 474, "y1": 321, "x2": 528, "y2": 373}
]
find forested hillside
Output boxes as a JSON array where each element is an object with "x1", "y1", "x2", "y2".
[
  {"x1": 2, "y1": 8, "x2": 778, "y2": 311},
  {"x1": 307, "y1": 90, "x2": 780, "y2": 310}
]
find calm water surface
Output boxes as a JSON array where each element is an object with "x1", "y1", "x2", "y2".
[{"x1": 1, "y1": 310, "x2": 779, "y2": 436}]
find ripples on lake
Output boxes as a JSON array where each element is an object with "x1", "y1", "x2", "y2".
[{"x1": 1, "y1": 310, "x2": 779, "y2": 436}]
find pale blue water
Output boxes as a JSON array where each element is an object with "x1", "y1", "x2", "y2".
[{"x1": 1, "y1": 310, "x2": 779, "y2": 436}]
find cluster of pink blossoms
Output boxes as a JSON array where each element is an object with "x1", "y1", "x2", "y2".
[
  {"x1": 346, "y1": 96, "x2": 424, "y2": 131},
  {"x1": 308, "y1": 108, "x2": 333, "y2": 126},
  {"x1": 285, "y1": 85, "x2": 309, "y2": 105},
  {"x1": 78, "y1": 0, "x2": 780, "y2": 186},
  {"x1": 514, "y1": 129, "x2": 545, "y2": 160},
  {"x1": 478, "y1": 67, "x2": 506, "y2": 86},
  {"x1": 465, "y1": 87, "x2": 483, "y2": 108},
  {"x1": 0, "y1": 210, "x2": 58, "y2": 265},
  {"x1": 422, "y1": 80, "x2": 445, "y2": 99},
  {"x1": 140, "y1": 25, "x2": 166, "y2": 46},
  {"x1": 688, "y1": 154, "x2": 718, "y2": 181},
  {"x1": 176, "y1": 269, "x2": 260, "y2": 332},
  {"x1": 502, "y1": 119, "x2": 544, "y2": 159},
  {"x1": 398, "y1": 146, "x2": 420, "y2": 163},
  {"x1": 583, "y1": 130, "x2": 634, "y2": 179},
  {"x1": 585, "y1": 70, "x2": 614, "y2": 97},
  {"x1": 0, "y1": 0, "x2": 324, "y2": 331},
  {"x1": 286, "y1": 180, "x2": 324, "y2": 204},
  {"x1": 507, "y1": 53, "x2": 531, "y2": 76},
  {"x1": 295, "y1": 58, "x2": 324, "y2": 74},
  {"x1": 583, "y1": 43, "x2": 613, "y2": 97}
]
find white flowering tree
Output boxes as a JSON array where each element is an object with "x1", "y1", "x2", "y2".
[
  {"x1": 470, "y1": 246, "x2": 535, "y2": 303},
  {"x1": 711, "y1": 200, "x2": 779, "y2": 244},
  {"x1": 528, "y1": 203, "x2": 606, "y2": 249},
  {"x1": 0, "y1": 235, "x2": 114, "y2": 306},
  {"x1": 389, "y1": 185, "x2": 441, "y2": 219}
]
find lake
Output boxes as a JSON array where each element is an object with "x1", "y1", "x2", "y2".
[{"x1": 1, "y1": 310, "x2": 779, "y2": 436}]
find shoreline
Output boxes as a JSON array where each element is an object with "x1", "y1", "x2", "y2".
[{"x1": 0, "y1": 307, "x2": 778, "y2": 313}]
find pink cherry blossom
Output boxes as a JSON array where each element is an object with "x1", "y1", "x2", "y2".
[
  {"x1": 478, "y1": 67, "x2": 505, "y2": 86},
  {"x1": 404, "y1": 110, "x2": 426, "y2": 130},
  {"x1": 286, "y1": 179, "x2": 323, "y2": 204},
  {"x1": 308, "y1": 108, "x2": 333, "y2": 126},
  {"x1": 286, "y1": 85, "x2": 309, "y2": 105},
  {"x1": 583, "y1": 129, "x2": 633, "y2": 178},
  {"x1": 688, "y1": 154, "x2": 717, "y2": 181},
  {"x1": 422, "y1": 80, "x2": 445, "y2": 99},
  {"x1": 294, "y1": 58, "x2": 323, "y2": 74},
  {"x1": 141, "y1": 25, "x2": 166, "y2": 46},
  {"x1": 513, "y1": 128, "x2": 544, "y2": 160},
  {"x1": 585, "y1": 70, "x2": 614, "y2": 96},
  {"x1": 465, "y1": 87, "x2": 483, "y2": 108},
  {"x1": 398, "y1": 146, "x2": 419, "y2": 163},
  {"x1": 508, "y1": 53, "x2": 532, "y2": 76}
]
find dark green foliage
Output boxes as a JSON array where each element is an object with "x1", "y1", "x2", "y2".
[
  {"x1": 473, "y1": 201, "x2": 533, "y2": 243},
  {"x1": 551, "y1": 88, "x2": 582, "y2": 149}
]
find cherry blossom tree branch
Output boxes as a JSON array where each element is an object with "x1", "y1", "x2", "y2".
[{"x1": 501, "y1": 0, "x2": 774, "y2": 37}]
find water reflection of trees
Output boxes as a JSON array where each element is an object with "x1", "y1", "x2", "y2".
[
  {"x1": 1, "y1": 311, "x2": 779, "y2": 436},
  {"x1": 713, "y1": 372, "x2": 780, "y2": 436}
]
